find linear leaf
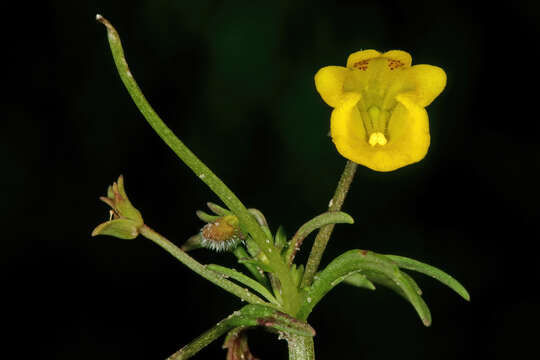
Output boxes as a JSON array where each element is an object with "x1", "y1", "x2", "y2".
[
  {"x1": 207, "y1": 264, "x2": 279, "y2": 305},
  {"x1": 385, "y1": 254, "x2": 470, "y2": 301},
  {"x1": 286, "y1": 211, "x2": 354, "y2": 265},
  {"x1": 207, "y1": 202, "x2": 232, "y2": 216},
  {"x1": 393, "y1": 271, "x2": 431, "y2": 326}
]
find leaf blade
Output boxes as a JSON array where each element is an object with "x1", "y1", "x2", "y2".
[
  {"x1": 385, "y1": 255, "x2": 470, "y2": 301},
  {"x1": 208, "y1": 264, "x2": 279, "y2": 305}
]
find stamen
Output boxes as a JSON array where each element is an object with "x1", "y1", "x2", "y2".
[{"x1": 368, "y1": 132, "x2": 387, "y2": 146}]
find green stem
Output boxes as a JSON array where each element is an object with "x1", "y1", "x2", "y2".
[
  {"x1": 301, "y1": 161, "x2": 357, "y2": 288},
  {"x1": 139, "y1": 225, "x2": 270, "y2": 306},
  {"x1": 287, "y1": 334, "x2": 315, "y2": 360},
  {"x1": 97, "y1": 15, "x2": 300, "y2": 313}
]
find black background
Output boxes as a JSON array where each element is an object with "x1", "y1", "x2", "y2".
[{"x1": 3, "y1": 0, "x2": 539, "y2": 359}]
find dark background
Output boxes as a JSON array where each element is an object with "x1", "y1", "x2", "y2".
[{"x1": 4, "y1": 0, "x2": 539, "y2": 359}]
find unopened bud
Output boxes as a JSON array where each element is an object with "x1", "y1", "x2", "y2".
[{"x1": 200, "y1": 215, "x2": 245, "y2": 251}]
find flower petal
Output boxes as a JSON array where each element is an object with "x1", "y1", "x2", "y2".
[
  {"x1": 330, "y1": 93, "x2": 430, "y2": 172},
  {"x1": 346, "y1": 50, "x2": 381, "y2": 69},
  {"x1": 399, "y1": 65, "x2": 447, "y2": 107},
  {"x1": 381, "y1": 50, "x2": 412, "y2": 67},
  {"x1": 387, "y1": 95, "x2": 431, "y2": 166},
  {"x1": 314, "y1": 66, "x2": 350, "y2": 108}
]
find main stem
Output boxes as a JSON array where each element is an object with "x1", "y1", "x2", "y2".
[
  {"x1": 287, "y1": 334, "x2": 315, "y2": 360},
  {"x1": 301, "y1": 161, "x2": 357, "y2": 288}
]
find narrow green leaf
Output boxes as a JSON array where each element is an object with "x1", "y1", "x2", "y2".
[
  {"x1": 287, "y1": 211, "x2": 354, "y2": 265},
  {"x1": 195, "y1": 210, "x2": 220, "y2": 223},
  {"x1": 393, "y1": 271, "x2": 431, "y2": 326},
  {"x1": 340, "y1": 271, "x2": 376, "y2": 290},
  {"x1": 233, "y1": 246, "x2": 270, "y2": 289},
  {"x1": 238, "y1": 258, "x2": 275, "y2": 273},
  {"x1": 385, "y1": 255, "x2": 470, "y2": 301},
  {"x1": 208, "y1": 264, "x2": 279, "y2": 305},
  {"x1": 207, "y1": 202, "x2": 232, "y2": 216},
  {"x1": 401, "y1": 271, "x2": 422, "y2": 296},
  {"x1": 247, "y1": 208, "x2": 268, "y2": 227}
]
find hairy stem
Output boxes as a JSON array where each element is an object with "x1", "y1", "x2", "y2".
[{"x1": 301, "y1": 161, "x2": 357, "y2": 288}]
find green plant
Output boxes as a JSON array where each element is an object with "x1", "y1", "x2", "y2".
[{"x1": 93, "y1": 15, "x2": 469, "y2": 360}]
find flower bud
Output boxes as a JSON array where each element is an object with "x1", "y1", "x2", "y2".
[{"x1": 200, "y1": 215, "x2": 245, "y2": 251}]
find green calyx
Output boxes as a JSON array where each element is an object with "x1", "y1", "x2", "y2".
[{"x1": 91, "y1": 175, "x2": 144, "y2": 240}]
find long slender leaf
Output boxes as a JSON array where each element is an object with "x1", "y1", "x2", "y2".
[
  {"x1": 393, "y1": 271, "x2": 431, "y2": 326},
  {"x1": 286, "y1": 211, "x2": 354, "y2": 265},
  {"x1": 385, "y1": 254, "x2": 470, "y2": 301},
  {"x1": 233, "y1": 246, "x2": 270, "y2": 289},
  {"x1": 195, "y1": 210, "x2": 220, "y2": 223},
  {"x1": 207, "y1": 202, "x2": 232, "y2": 216},
  {"x1": 208, "y1": 264, "x2": 279, "y2": 305}
]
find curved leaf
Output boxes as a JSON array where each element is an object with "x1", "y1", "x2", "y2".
[
  {"x1": 297, "y1": 250, "x2": 432, "y2": 326},
  {"x1": 286, "y1": 211, "x2": 354, "y2": 265},
  {"x1": 385, "y1": 254, "x2": 470, "y2": 301}
]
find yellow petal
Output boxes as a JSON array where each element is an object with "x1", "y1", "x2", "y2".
[
  {"x1": 314, "y1": 66, "x2": 350, "y2": 108},
  {"x1": 346, "y1": 50, "x2": 381, "y2": 69},
  {"x1": 381, "y1": 50, "x2": 412, "y2": 68},
  {"x1": 399, "y1": 65, "x2": 447, "y2": 107},
  {"x1": 330, "y1": 93, "x2": 430, "y2": 172}
]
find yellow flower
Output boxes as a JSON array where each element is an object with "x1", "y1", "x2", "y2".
[{"x1": 315, "y1": 50, "x2": 446, "y2": 172}]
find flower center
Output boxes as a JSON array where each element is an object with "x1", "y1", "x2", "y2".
[
  {"x1": 356, "y1": 102, "x2": 391, "y2": 147},
  {"x1": 368, "y1": 132, "x2": 387, "y2": 146}
]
